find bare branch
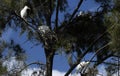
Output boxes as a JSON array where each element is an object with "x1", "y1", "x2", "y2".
[
  {"x1": 14, "y1": 11, "x2": 37, "y2": 30},
  {"x1": 88, "y1": 60, "x2": 119, "y2": 66},
  {"x1": 47, "y1": 0, "x2": 52, "y2": 29},
  {"x1": 19, "y1": 62, "x2": 45, "y2": 73},
  {"x1": 49, "y1": 0, "x2": 52, "y2": 14},
  {"x1": 55, "y1": 0, "x2": 60, "y2": 30},
  {"x1": 113, "y1": 55, "x2": 120, "y2": 58},
  {"x1": 95, "y1": 53, "x2": 113, "y2": 66},
  {"x1": 69, "y1": 0, "x2": 83, "y2": 22},
  {"x1": 57, "y1": 0, "x2": 84, "y2": 32}
]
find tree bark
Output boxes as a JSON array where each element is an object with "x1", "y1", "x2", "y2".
[{"x1": 45, "y1": 48, "x2": 55, "y2": 76}]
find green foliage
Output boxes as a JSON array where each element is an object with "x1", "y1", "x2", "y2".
[
  {"x1": 104, "y1": 0, "x2": 120, "y2": 53},
  {"x1": 0, "y1": 0, "x2": 119, "y2": 75},
  {"x1": 0, "y1": 41, "x2": 7, "y2": 75},
  {"x1": 114, "y1": 0, "x2": 120, "y2": 12},
  {"x1": 0, "y1": 63, "x2": 7, "y2": 75},
  {"x1": 0, "y1": 0, "x2": 27, "y2": 10},
  {"x1": 0, "y1": 40, "x2": 26, "y2": 75},
  {"x1": 59, "y1": 12, "x2": 108, "y2": 52},
  {"x1": 95, "y1": 0, "x2": 111, "y2": 4}
]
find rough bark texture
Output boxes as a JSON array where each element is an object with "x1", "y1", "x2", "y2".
[{"x1": 45, "y1": 48, "x2": 55, "y2": 76}]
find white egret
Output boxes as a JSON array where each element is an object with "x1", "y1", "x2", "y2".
[
  {"x1": 20, "y1": 5, "x2": 30, "y2": 19},
  {"x1": 78, "y1": 11, "x2": 84, "y2": 16},
  {"x1": 76, "y1": 61, "x2": 90, "y2": 73},
  {"x1": 38, "y1": 25, "x2": 50, "y2": 34}
]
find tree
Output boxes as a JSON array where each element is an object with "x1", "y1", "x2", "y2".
[
  {"x1": 0, "y1": 0, "x2": 119, "y2": 76},
  {"x1": 103, "y1": 0, "x2": 120, "y2": 75}
]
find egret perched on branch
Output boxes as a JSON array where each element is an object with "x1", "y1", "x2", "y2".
[
  {"x1": 20, "y1": 5, "x2": 31, "y2": 19},
  {"x1": 76, "y1": 61, "x2": 89, "y2": 73}
]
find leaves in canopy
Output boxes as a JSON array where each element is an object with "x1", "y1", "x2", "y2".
[{"x1": 104, "y1": 0, "x2": 120, "y2": 54}]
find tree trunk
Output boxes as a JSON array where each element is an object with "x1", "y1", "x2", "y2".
[
  {"x1": 45, "y1": 48, "x2": 55, "y2": 76},
  {"x1": 81, "y1": 73, "x2": 87, "y2": 76}
]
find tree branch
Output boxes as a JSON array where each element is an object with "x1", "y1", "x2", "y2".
[
  {"x1": 88, "y1": 60, "x2": 119, "y2": 66},
  {"x1": 82, "y1": 42, "x2": 111, "y2": 73},
  {"x1": 14, "y1": 11, "x2": 37, "y2": 30},
  {"x1": 55, "y1": 0, "x2": 60, "y2": 30},
  {"x1": 19, "y1": 62, "x2": 45, "y2": 73},
  {"x1": 65, "y1": 23, "x2": 116, "y2": 76},
  {"x1": 95, "y1": 53, "x2": 113, "y2": 66},
  {"x1": 14, "y1": 11, "x2": 44, "y2": 42},
  {"x1": 69, "y1": 0, "x2": 83, "y2": 22},
  {"x1": 57, "y1": 0, "x2": 84, "y2": 32},
  {"x1": 48, "y1": 0, "x2": 52, "y2": 29},
  {"x1": 5, "y1": 61, "x2": 45, "y2": 75}
]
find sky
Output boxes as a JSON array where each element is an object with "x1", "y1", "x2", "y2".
[
  {"x1": 1, "y1": 0, "x2": 110, "y2": 76},
  {"x1": 3, "y1": 57, "x2": 80, "y2": 76},
  {"x1": 3, "y1": 57, "x2": 107, "y2": 76}
]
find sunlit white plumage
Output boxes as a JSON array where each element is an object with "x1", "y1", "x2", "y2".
[
  {"x1": 78, "y1": 11, "x2": 84, "y2": 16},
  {"x1": 20, "y1": 6, "x2": 30, "y2": 19},
  {"x1": 76, "y1": 61, "x2": 89, "y2": 72},
  {"x1": 38, "y1": 25, "x2": 50, "y2": 33}
]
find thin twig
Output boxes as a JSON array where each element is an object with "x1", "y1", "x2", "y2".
[
  {"x1": 86, "y1": 60, "x2": 120, "y2": 66},
  {"x1": 57, "y1": 0, "x2": 83, "y2": 33},
  {"x1": 19, "y1": 62, "x2": 45, "y2": 73},
  {"x1": 69, "y1": 0, "x2": 83, "y2": 21}
]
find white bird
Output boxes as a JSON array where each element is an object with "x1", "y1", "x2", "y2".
[
  {"x1": 78, "y1": 11, "x2": 84, "y2": 16},
  {"x1": 76, "y1": 61, "x2": 89, "y2": 73},
  {"x1": 38, "y1": 25, "x2": 50, "y2": 34},
  {"x1": 20, "y1": 5, "x2": 30, "y2": 19}
]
